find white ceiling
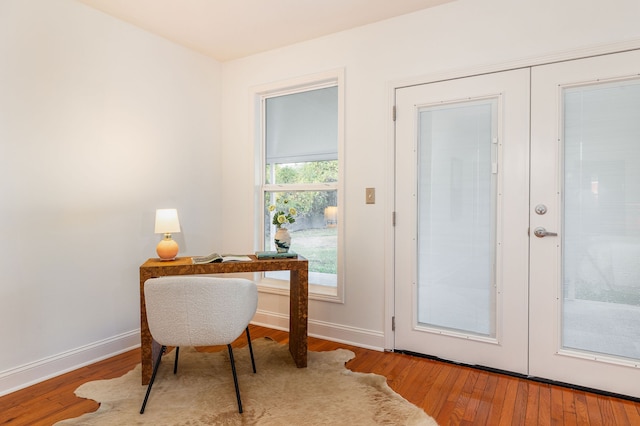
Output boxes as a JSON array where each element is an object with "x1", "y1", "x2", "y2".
[{"x1": 77, "y1": 0, "x2": 453, "y2": 62}]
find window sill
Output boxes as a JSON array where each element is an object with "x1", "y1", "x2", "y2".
[{"x1": 257, "y1": 275, "x2": 343, "y2": 303}]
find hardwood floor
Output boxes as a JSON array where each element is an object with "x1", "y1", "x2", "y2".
[{"x1": 2, "y1": 325, "x2": 639, "y2": 425}]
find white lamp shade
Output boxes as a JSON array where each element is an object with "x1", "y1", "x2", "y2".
[
  {"x1": 324, "y1": 206, "x2": 338, "y2": 220},
  {"x1": 155, "y1": 209, "x2": 181, "y2": 234},
  {"x1": 324, "y1": 206, "x2": 337, "y2": 227}
]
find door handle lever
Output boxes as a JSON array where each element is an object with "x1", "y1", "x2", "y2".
[{"x1": 533, "y1": 227, "x2": 558, "y2": 238}]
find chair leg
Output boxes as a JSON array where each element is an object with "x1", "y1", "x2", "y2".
[
  {"x1": 140, "y1": 345, "x2": 166, "y2": 414},
  {"x1": 227, "y1": 344, "x2": 243, "y2": 414},
  {"x1": 173, "y1": 346, "x2": 180, "y2": 374},
  {"x1": 245, "y1": 327, "x2": 256, "y2": 374}
]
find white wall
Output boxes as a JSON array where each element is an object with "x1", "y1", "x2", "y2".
[
  {"x1": 0, "y1": 0, "x2": 222, "y2": 395},
  {"x1": 220, "y1": 0, "x2": 640, "y2": 347}
]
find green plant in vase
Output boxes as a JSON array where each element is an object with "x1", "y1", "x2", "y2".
[{"x1": 268, "y1": 199, "x2": 297, "y2": 252}]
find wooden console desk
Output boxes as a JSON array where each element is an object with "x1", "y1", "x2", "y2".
[{"x1": 139, "y1": 255, "x2": 308, "y2": 384}]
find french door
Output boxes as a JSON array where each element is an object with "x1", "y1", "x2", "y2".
[
  {"x1": 394, "y1": 50, "x2": 640, "y2": 398},
  {"x1": 394, "y1": 68, "x2": 531, "y2": 374},
  {"x1": 529, "y1": 51, "x2": 640, "y2": 397}
]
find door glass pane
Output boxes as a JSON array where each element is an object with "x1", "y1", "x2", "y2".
[
  {"x1": 563, "y1": 80, "x2": 640, "y2": 360},
  {"x1": 417, "y1": 99, "x2": 497, "y2": 336}
]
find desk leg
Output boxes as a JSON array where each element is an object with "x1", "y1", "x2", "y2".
[
  {"x1": 289, "y1": 268, "x2": 308, "y2": 367},
  {"x1": 140, "y1": 273, "x2": 153, "y2": 385}
]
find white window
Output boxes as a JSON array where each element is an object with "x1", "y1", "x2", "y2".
[{"x1": 254, "y1": 70, "x2": 344, "y2": 301}]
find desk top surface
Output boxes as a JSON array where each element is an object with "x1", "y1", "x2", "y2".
[{"x1": 140, "y1": 255, "x2": 308, "y2": 275}]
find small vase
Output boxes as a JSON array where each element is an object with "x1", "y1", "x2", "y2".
[{"x1": 274, "y1": 227, "x2": 291, "y2": 253}]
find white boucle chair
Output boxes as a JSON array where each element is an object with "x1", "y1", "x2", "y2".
[{"x1": 140, "y1": 276, "x2": 258, "y2": 414}]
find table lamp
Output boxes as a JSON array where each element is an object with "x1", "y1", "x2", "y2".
[
  {"x1": 324, "y1": 206, "x2": 338, "y2": 228},
  {"x1": 154, "y1": 208, "x2": 181, "y2": 260}
]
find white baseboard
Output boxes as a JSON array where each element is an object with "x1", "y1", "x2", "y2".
[
  {"x1": 0, "y1": 315, "x2": 383, "y2": 398},
  {"x1": 0, "y1": 330, "x2": 140, "y2": 397},
  {"x1": 252, "y1": 309, "x2": 385, "y2": 352}
]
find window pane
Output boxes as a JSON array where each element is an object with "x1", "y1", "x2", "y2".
[
  {"x1": 266, "y1": 160, "x2": 338, "y2": 185},
  {"x1": 264, "y1": 191, "x2": 337, "y2": 287},
  {"x1": 265, "y1": 86, "x2": 338, "y2": 165},
  {"x1": 563, "y1": 79, "x2": 640, "y2": 360},
  {"x1": 261, "y1": 79, "x2": 341, "y2": 296}
]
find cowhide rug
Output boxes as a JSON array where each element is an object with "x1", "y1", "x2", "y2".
[{"x1": 56, "y1": 337, "x2": 438, "y2": 425}]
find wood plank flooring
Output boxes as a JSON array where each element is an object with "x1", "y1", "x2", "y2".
[{"x1": 2, "y1": 325, "x2": 639, "y2": 425}]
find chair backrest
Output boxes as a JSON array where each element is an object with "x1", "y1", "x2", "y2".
[{"x1": 144, "y1": 276, "x2": 258, "y2": 347}]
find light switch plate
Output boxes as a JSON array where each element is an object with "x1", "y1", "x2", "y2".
[{"x1": 366, "y1": 187, "x2": 375, "y2": 204}]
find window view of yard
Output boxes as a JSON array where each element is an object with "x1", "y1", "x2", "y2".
[
  {"x1": 291, "y1": 227, "x2": 337, "y2": 274},
  {"x1": 264, "y1": 226, "x2": 337, "y2": 287},
  {"x1": 264, "y1": 190, "x2": 338, "y2": 287}
]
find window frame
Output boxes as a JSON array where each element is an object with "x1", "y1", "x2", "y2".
[{"x1": 252, "y1": 69, "x2": 345, "y2": 303}]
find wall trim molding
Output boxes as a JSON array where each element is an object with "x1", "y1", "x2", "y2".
[
  {"x1": 253, "y1": 309, "x2": 385, "y2": 351},
  {"x1": 0, "y1": 330, "x2": 140, "y2": 397}
]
